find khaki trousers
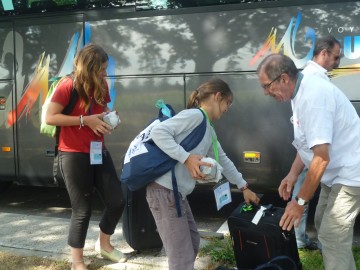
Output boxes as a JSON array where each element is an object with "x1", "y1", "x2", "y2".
[{"x1": 315, "y1": 183, "x2": 360, "y2": 270}]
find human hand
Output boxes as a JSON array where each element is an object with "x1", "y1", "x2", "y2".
[
  {"x1": 84, "y1": 113, "x2": 112, "y2": 136},
  {"x1": 278, "y1": 172, "x2": 298, "y2": 201},
  {"x1": 279, "y1": 199, "x2": 304, "y2": 231},
  {"x1": 184, "y1": 154, "x2": 213, "y2": 180},
  {"x1": 243, "y1": 189, "x2": 260, "y2": 205}
]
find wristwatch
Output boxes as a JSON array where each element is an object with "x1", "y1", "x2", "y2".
[{"x1": 295, "y1": 196, "x2": 308, "y2": 206}]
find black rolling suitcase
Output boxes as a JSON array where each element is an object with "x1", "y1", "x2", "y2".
[
  {"x1": 121, "y1": 184, "x2": 163, "y2": 251},
  {"x1": 228, "y1": 202, "x2": 302, "y2": 270}
]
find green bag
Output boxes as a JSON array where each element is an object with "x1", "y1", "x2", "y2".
[
  {"x1": 40, "y1": 75, "x2": 78, "y2": 137},
  {"x1": 39, "y1": 74, "x2": 78, "y2": 187},
  {"x1": 40, "y1": 77, "x2": 63, "y2": 137}
]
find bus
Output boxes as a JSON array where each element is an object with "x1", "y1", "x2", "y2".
[{"x1": 1, "y1": 0, "x2": 359, "y2": 194}]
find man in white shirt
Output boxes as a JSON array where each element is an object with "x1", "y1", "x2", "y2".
[
  {"x1": 257, "y1": 53, "x2": 360, "y2": 270},
  {"x1": 285, "y1": 36, "x2": 341, "y2": 250}
]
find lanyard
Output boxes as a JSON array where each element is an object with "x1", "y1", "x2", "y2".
[{"x1": 200, "y1": 108, "x2": 219, "y2": 162}]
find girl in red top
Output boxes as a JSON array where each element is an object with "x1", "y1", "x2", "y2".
[{"x1": 46, "y1": 44, "x2": 125, "y2": 270}]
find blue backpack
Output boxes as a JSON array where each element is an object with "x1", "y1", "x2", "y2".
[{"x1": 120, "y1": 103, "x2": 207, "y2": 216}]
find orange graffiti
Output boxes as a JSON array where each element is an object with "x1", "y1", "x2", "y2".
[
  {"x1": 7, "y1": 52, "x2": 49, "y2": 126},
  {"x1": 249, "y1": 28, "x2": 279, "y2": 67}
]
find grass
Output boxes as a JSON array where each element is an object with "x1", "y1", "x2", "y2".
[
  {"x1": 199, "y1": 236, "x2": 360, "y2": 270},
  {"x1": 1, "y1": 242, "x2": 359, "y2": 269},
  {"x1": 0, "y1": 252, "x2": 110, "y2": 270}
]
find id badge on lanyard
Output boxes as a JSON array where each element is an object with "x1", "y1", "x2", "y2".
[
  {"x1": 213, "y1": 180, "x2": 232, "y2": 211},
  {"x1": 90, "y1": 141, "x2": 102, "y2": 165},
  {"x1": 88, "y1": 99, "x2": 103, "y2": 165}
]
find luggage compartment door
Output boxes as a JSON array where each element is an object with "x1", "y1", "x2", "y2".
[
  {"x1": 13, "y1": 14, "x2": 84, "y2": 186},
  {"x1": 0, "y1": 23, "x2": 16, "y2": 183}
]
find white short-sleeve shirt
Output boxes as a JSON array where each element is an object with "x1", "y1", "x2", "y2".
[{"x1": 291, "y1": 74, "x2": 360, "y2": 187}]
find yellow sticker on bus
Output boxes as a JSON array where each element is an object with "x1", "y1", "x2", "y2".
[{"x1": 243, "y1": 151, "x2": 260, "y2": 163}]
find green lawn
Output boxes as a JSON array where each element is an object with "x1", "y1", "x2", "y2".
[{"x1": 199, "y1": 236, "x2": 360, "y2": 270}]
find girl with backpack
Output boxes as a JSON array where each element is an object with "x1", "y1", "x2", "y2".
[{"x1": 146, "y1": 78, "x2": 260, "y2": 270}]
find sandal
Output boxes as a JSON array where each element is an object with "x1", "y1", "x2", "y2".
[
  {"x1": 100, "y1": 247, "x2": 127, "y2": 263},
  {"x1": 95, "y1": 238, "x2": 127, "y2": 263}
]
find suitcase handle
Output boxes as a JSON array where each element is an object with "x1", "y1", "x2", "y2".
[
  {"x1": 239, "y1": 203, "x2": 273, "y2": 213},
  {"x1": 255, "y1": 255, "x2": 297, "y2": 270}
]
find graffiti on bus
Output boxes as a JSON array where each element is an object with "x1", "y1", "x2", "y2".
[
  {"x1": 249, "y1": 12, "x2": 316, "y2": 68},
  {"x1": 4, "y1": 22, "x2": 116, "y2": 128},
  {"x1": 251, "y1": 11, "x2": 360, "y2": 78}
]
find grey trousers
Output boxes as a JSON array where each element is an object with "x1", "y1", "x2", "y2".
[
  {"x1": 146, "y1": 183, "x2": 200, "y2": 270},
  {"x1": 315, "y1": 183, "x2": 360, "y2": 270}
]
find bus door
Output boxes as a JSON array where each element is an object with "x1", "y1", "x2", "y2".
[
  {"x1": 0, "y1": 22, "x2": 16, "y2": 184},
  {"x1": 13, "y1": 14, "x2": 84, "y2": 186}
]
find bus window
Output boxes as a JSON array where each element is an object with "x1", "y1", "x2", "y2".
[
  {"x1": 0, "y1": 0, "x2": 288, "y2": 16},
  {"x1": 0, "y1": 0, "x2": 134, "y2": 16}
]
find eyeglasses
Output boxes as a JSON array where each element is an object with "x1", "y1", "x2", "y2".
[
  {"x1": 327, "y1": 50, "x2": 340, "y2": 61},
  {"x1": 226, "y1": 99, "x2": 233, "y2": 108},
  {"x1": 262, "y1": 74, "x2": 282, "y2": 90}
]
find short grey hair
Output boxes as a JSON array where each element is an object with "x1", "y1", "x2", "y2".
[{"x1": 257, "y1": 53, "x2": 299, "y2": 81}]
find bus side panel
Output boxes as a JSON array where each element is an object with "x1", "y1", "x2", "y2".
[
  {"x1": 0, "y1": 81, "x2": 16, "y2": 182},
  {"x1": 13, "y1": 16, "x2": 83, "y2": 186},
  {"x1": 89, "y1": 2, "x2": 360, "y2": 74},
  {"x1": 87, "y1": 2, "x2": 360, "y2": 191},
  {"x1": 104, "y1": 77, "x2": 185, "y2": 174},
  {"x1": 185, "y1": 74, "x2": 295, "y2": 192},
  {"x1": 0, "y1": 23, "x2": 16, "y2": 183}
]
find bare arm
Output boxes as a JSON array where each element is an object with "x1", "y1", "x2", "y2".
[
  {"x1": 279, "y1": 144, "x2": 330, "y2": 231},
  {"x1": 278, "y1": 153, "x2": 305, "y2": 200},
  {"x1": 297, "y1": 144, "x2": 329, "y2": 201},
  {"x1": 45, "y1": 101, "x2": 112, "y2": 136}
]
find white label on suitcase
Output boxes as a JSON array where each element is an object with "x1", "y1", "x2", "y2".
[{"x1": 251, "y1": 206, "x2": 267, "y2": 225}]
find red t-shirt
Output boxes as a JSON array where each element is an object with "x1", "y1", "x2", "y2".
[{"x1": 51, "y1": 77, "x2": 110, "y2": 153}]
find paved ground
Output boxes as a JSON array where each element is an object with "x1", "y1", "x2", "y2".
[
  {"x1": 1, "y1": 212, "x2": 359, "y2": 270},
  {"x1": 0, "y1": 212, "x2": 219, "y2": 269},
  {"x1": 0, "y1": 186, "x2": 359, "y2": 269},
  {"x1": 0, "y1": 185, "x2": 232, "y2": 270}
]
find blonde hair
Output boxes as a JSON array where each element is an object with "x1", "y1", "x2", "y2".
[
  {"x1": 187, "y1": 78, "x2": 233, "y2": 109},
  {"x1": 73, "y1": 44, "x2": 109, "y2": 112}
]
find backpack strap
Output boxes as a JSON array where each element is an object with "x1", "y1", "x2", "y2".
[
  {"x1": 173, "y1": 109, "x2": 207, "y2": 217},
  {"x1": 171, "y1": 168, "x2": 182, "y2": 217},
  {"x1": 54, "y1": 74, "x2": 79, "y2": 154},
  {"x1": 179, "y1": 109, "x2": 206, "y2": 151}
]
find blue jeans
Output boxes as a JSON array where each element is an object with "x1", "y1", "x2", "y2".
[{"x1": 292, "y1": 169, "x2": 310, "y2": 248}]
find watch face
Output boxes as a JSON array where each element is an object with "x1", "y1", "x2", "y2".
[
  {"x1": 296, "y1": 196, "x2": 306, "y2": 206},
  {"x1": 298, "y1": 198, "x2": 305, "y2": 205}
]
